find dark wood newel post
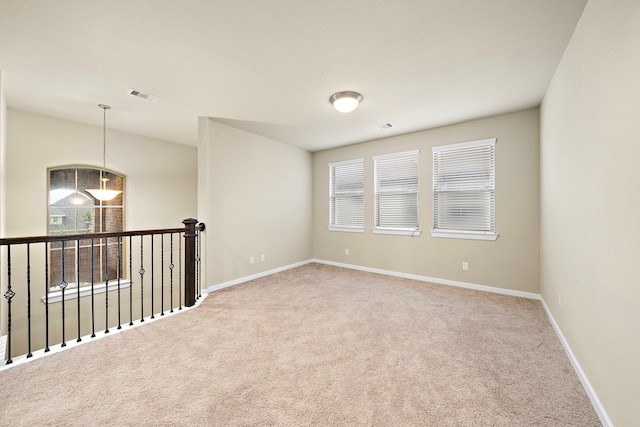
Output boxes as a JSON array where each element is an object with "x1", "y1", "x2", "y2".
[{"x1": 183, "y1": 218, "x2": 198, "y2": 307}]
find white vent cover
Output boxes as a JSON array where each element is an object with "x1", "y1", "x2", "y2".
[
  {"x1": 376, "y1": 122, "x2": 395, "y2": 130},
  {"x1": 127, "y1": 88, "x2": 159, "y2": 102}
]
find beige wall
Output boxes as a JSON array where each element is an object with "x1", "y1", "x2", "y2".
[
  {"x1": 540, "y1": 0, "x2": 640, "y2": 425},
  {"x1": 1, "y1": 109, "x2": 198, "y2": 353},
  {"x1": 313, "y1": 108, "x2": 540, "y2": 293},
  {"x1": 0, "y1": 71, "x2": 5, "y2": 238},
  {"x1": 198, "y1": 118, "x2": 312, "y2": 286},
  {"x1": 0, "y1": 72, "x2": 5, "y2": 332},
  {"x1": 4, "y1": 109, "x2": 198, "y2": 234}
]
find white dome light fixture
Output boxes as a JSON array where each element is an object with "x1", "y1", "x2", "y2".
[{"x1": 330, "y1": 91, "x2": 363, "y2": 113}]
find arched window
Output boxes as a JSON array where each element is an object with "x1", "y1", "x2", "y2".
[{"x1": 48, "y1": 167, "x2": 125, "y2": 290}]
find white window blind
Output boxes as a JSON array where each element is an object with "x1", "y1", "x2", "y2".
[
  {"x1": 329, "y1": 158, "x2": 364, "y2": 232},
  {"x1": 373, "y1": 150, "x2": 421, "y2": 236},
  {"x1": 432, "y1": 138, "x2": 497, "y2": 240}
]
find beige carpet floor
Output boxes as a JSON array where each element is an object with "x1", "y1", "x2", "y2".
[{"x1": 0, "y1": 263, "x2": 600, "y2": 426}]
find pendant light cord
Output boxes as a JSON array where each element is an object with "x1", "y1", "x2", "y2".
[
  {"x1": 102, "y1": 105, "x2": 106, "y2": 170},
  {"x1": 98, "y1": 104, "x2": 111, "y2": 178},
  {"x1": 86, "y1": 104, "x2": 121, "y2": 202}
]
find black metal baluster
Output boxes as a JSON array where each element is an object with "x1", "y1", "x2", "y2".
[
  {"x1": 4, "y1": 246, "x2": 14, "y2": 364},
  {"x1": 0, "y1": 222, "x2": 201, "y2": 362},
  {"x1": 150, "y1": 235, "x2": 155, "y2": 319},
  {"x1": 169, "y1": 234, "x2": 174, "y2": 313},
  {"x1": 90, "y1": 238, "x2": 96, "y2": 338},
  {"x1": 161, "y1": 233, "x2": 165, "y2": 316},
  {"x1": 129, "y1": 236, "x2": 133, "y2": 326},
  {"x1": 117, "y1": 236, "x2": 122, "y2": 330},
  {"x1": 76, "y1": 239, "x2": 82, "y2": 343},
  {"x1": 60, "y1": 240, "x2": 68, "y2": 347},
  {"x1": 26, "y1": 244, "x2": 32, "y2": 357},
  {"x1": 140, "y1": 236, "x2": 145, "y2": 322},
  {"x1": 45, "y1": 242, "x2": 50, "y2": 352},
  {"x1": 178, "y1": 236, "x2": 182, "y2": 310},
  {"x1": 104, "y1": 237, "x2": 109, "y2": 334}
]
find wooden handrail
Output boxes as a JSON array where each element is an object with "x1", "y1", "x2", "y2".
[{"x1": 0, "y1": 227, "x2": 187, "y2": 246}]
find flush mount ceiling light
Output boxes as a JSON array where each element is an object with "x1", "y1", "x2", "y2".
[
  {"x1": 329, "y1": 91, "x2": 363, "y2": 113},
  {"x1": 86, "y1": 104, "x2": 123, "y2": 202}
]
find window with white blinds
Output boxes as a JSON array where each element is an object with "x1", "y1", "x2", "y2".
[
  {"x1": 431, "y1": 138, "x2": 497, "y2": 240},
  {"x1": 328, "y1": 158, "x2": 364, "y2": 232},
  {"x1": 373, "y1": 150, "x2": 421, "y2": 236}
]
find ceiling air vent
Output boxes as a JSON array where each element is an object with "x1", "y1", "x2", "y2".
[
  {"x1": 127, "y1": 88, "x2": 159, "y2": 102},
  {"x1": 376, "y1": 122, "x2": 395, "y2": 130}
]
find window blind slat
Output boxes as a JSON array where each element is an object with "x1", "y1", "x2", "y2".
[
  {"x1": 329, "y1": 159, "x2": 364, "y2": 229},
  {"x1": 432, "y1": 140, "x2": 495, "y2": 234},
  {"x1": 374, "y1": 151, "x2": 420, "y2": 230}
]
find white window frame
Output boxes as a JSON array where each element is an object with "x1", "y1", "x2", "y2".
[
  {"x1": 328, "y1": 158, "x2": 365, "y2": 233},
  {"x1": 373, "y1": 149, "x2": 421, "y2": 237},
  {"x1": 431, "y1": 138, "x2": 498, "y2": 241},
  {"x1": 42, "y1": 280, "x2": 132, "y2": 304}
]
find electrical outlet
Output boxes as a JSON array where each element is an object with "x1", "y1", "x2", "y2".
[
  {"x1": 249, "y1": 256, "x2": 254, "y2": 265},
  {"x1": 462, "y1": 262, "x2": 469, "y2": 271},
  {"x1": 261, "y1": 254, "x2": 265, "y2": 262},
  {"x1": 558, "y1": 294, "x2": 562, "y2": 308},
  {"x1": 345, "y1": 249, "x2": 350, "y2": 255}
]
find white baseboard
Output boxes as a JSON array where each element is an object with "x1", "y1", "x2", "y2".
[
  {"x1": 204, "y1": 259, "x2": 313, "y2": 294},
  {"x1": 0, "y1": 334, "x2": 6, "y2": 363},
  {"x1": 312, "y1": 258, "x2": 540, "y2": 300},
  {"x1": 540, "y1": 298, "x2": 612, "y2": 427},
  {"x1": 0, "y1": 295, "x2": 208, "y2": 372}
]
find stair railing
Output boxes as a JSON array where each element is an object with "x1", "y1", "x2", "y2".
[{"x1": 0, "y1": 218, "x2": 205, "y2": 364}]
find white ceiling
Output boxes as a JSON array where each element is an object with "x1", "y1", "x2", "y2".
[{"x1": 0, "y1": 0, "x2": 587, "y2": 152}]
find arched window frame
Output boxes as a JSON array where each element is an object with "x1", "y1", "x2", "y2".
[{"x1": 47, "y1": 166, "x2": 126, "y2": 294}]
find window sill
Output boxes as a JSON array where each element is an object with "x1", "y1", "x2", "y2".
[
  {"x1": 328, "y1": 226, "x2": 364, "y2": 233},
  {"x1": 42, "y1": 280, "x2": 132, "y2": 304},
  {"x1": 431, "y1": 230, "x2": 498, "y2": 241},
  {"x1": 372, "y1": 228, "x2": 422, "y2": 237}
]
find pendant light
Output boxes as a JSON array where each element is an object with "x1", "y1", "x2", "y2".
[{"x1": 86, "y1": 104, "x2": 122, "y2": 202}]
